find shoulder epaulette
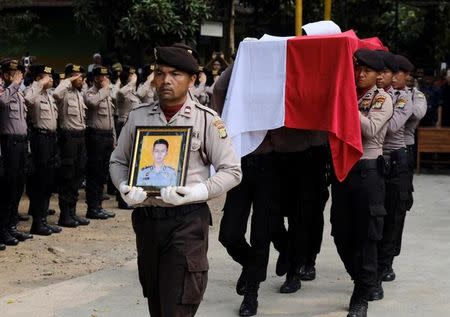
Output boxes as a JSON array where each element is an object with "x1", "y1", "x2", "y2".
[
  {"x1": 130, "y1": 103, "x2": 152, "y2": 112},
  {"x1": 194, "y1": 103, "x2": 217, "y2": 117}
]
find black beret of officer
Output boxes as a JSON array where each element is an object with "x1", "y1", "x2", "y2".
[
  {"x1": 92, "y1": 65, "x2": 110, "y2": 77},
  {"x1": 1, "y1": 59, "x2": 25, "y2": 72},
  {"x1": 29, "y1": 64, "x2": 53, "y2": 78},
  {"x1": 172, "y1": 43, "x2": 200, "y2": 63},
  {"x1": 121, "y1": 65, "x2": 136, "y2": 75},
  {"x1": 154, "y1": 45, "x2": 199, "y2": 74},
  {"x1": 395, "y1": 55, "x2": 414, "y2": 72},
  {"x1": 354, "y1": 49, "x2": 384, "y2": 72},
  {"x1": 376, "y1": 50, "x2": 399, "y2": 73},
  {"x1": 65, "y1": 63, "x2": 85, "y2": 75}
]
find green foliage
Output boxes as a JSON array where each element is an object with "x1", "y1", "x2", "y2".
[
  {"x1": 0, "y1": 1, "x2": 47, "y2": 56},
  {"x1": 73, "y1": 0, "x2": 212, "y2": 55}
]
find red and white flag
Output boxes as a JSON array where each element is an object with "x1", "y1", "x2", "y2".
[{"x1": 222, "y1": 30, "x2": 385, "y2": 181}]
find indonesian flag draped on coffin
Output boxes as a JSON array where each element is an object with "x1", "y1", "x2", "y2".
[{"x1": 221, "y1": 30, "x2": 386, "y2": 181}]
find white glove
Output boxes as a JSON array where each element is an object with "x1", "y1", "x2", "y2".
[
  {"x1": 119, "y1": 181, "x2": 147, "y2": 206},
  {"x1": 160, "y1": 183, "x2": 208, "y2": 206}
]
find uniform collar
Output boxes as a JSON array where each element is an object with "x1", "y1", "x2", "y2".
[{"x1": 148, "y1": 96, "x2": 196, "y2": 118}]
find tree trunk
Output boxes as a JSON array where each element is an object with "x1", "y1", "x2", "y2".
[{"x1": 227, "y1": 0, "x2": 235, "y2": 60}]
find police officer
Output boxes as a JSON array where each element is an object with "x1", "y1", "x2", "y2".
[
  {"x1": 331, "y1": 49, "x2": 392, "y2": 317},
  {"x1": 137, "y1": 64, "x2": 156, "y2": 104},
  {"x1": 372, "y1": 55, "x2": 415, "y2": 300},
  {"x1": 25, "y1": 64, "x2": 62, "y2": 235},
  {"x1": 110, "y1": 44, "x2": 242, "y2": 317},
  {"x1": 53, "y1": 64, "x2": 90, "y2": 227},
  {"x1": 117, "y1": 65, "x2": 141, "y2": 127},
  {"x1": 404, "y1": 75, "x2": 427, "y2": 209},
  {"x1": 83, "y1": 66, "x2": 117, "y2": 219},
  {"x1": 0, "y1": 59, "x2": 33, "y2": 246},
  {"x1": 273, "y1": 129, "x2": 329, "y2": 294}
]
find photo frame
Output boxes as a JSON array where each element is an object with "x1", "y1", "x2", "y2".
[{"x1": 128, "y1": 126, "x2": 192, "y2": 195}]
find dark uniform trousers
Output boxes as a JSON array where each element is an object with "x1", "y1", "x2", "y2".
[
  {"x1": 406, "y1": 145, "x2": 415, "y2": 211},
  {"x1": 0, "y1": 135, "x2": 27, "y2": 229},
  {"x1": 132, "y1": 203, "x2": 210, "y2": 317},
  {"x1": 219, "y1": 153, "x2": 282, "y2": 283},
  {"x1": 115, "y1": 121, "x2": 128, "y2": 206},
  {"x1": 274, "y1": 146, "x2": 330, "y2": 268},
  {"x1": 331, "y1": 158, "x2": 386, "y2": 295},
  {"x1": 57, "y1": 130, "x2": 86, "y2": 212},
  {"x1": 378, "y1": 148, "x2": 410, "y2": 276},
  {"x1": 85, "y1": 128, "x2": 114, "y2": 210},
  {"x1": 28, "y1": 129, "x2": 58, "y2": 219}
]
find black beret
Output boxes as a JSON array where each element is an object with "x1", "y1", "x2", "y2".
[
  {"x1": 141, "y1": 64, "x2": 155, "y2": 78},
  {"x1": 111, "y1": 63, "x2": 122, "y2": 73},
  {"x1": 65, "y1": 63, "x2": 85, "y2": 75},
  {"x1": 376, "y1": 50, "x2": 399, "y2": 73},
  {"x1": 172, "y1": 43, "x2": 200, "y2": 62},
  {"x1": 154, "y1": 45, "x2": 199, "y2": 74},
  {"x1": 395, "y1": 55, "x2": 414, "y2": 72},
  {"x1": 29, "y1": 64, "x2": 53, "y2": 78},
  {"x1": 1, "y1": 59, "x2": 25, "y2": 72},
  {"x1": 92, "y1": 66, "x2": 110, "y2": 76},
  {"x1": 354, "y1": 49, "x2": 384, "y2": 72}
]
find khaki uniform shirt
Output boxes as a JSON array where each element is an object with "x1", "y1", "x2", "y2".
[
  {"x1": 53, "y1": 79, "x2": 87, "y2": 131},
  {"x1": 137, "y1": 81, "x2": 156, "y2": 104},
  {"x1": 110, "y1": 96, "x2": 242, "y2": 207},
  {"x1": 358, "y1": 86, "x2": 393, "y2": 159},
  {"x1": 405, "y1": 87, "x2": 427, "y2": 146},
  {"x1": 24, "y1": 81, "x2": 58, "y2": 131},
  {"x1": 0, "y1": 82, "x2": 28, "y2": 135},
  {"x1": 84, "y1": 85, "x2": 117, "y2": 131},
  {"x1": 117, "y1": 82, "x2": 141, "y2": 123},
  {"x1": 384, "y1": 87, "x2": 413, "y2": 151}
]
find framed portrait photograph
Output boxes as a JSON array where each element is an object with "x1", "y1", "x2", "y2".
[{"x1": 128, "y1": 126, "x2": 192, "y2": 195}]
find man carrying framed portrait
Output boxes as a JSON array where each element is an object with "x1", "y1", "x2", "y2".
[{"x1": 109, "y1": 44, "x2": 242, "y2": 317}]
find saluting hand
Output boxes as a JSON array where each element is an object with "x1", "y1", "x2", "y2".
[
  {"x1": 12, "y1": 71, "x2": 23, "y2": 85},
  {"x1": 69, "y1": 74, "x2": 82, "y2": 82},
  {"x1": 101, "y1": 77, "x2": 110, "y2": 88}
]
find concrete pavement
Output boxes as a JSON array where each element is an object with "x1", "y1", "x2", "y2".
[{"x1": 1, "y1": 174, "x2": 450, "y2": 316}]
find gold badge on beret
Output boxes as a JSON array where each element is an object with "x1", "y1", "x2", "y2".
[
  {"x1": 100, "y1": 68, "x2": 108, "y2": 75},
  {"x1": 395, "y1": 98, "x2": 407, "y2": 109},
  {"x1": 150, "y1": 64, "x2": 155, "y2": 71},
  {"x1": 44, "y1": 66, "x2": 52, "y2": 74},
  {"x1": 10, "y1": 62, "x2": 18, "y2": 70},
  {"x1": 59, "y1": 73, "x2": 66, "y2": 80},
  {"x1": 372, "y1": 95, "x2": 386, "y2": 109},
  {"x1": 73, "y1": 65, "x2": 80, "y2": 72},
  {"x1": 213, "y1": 117, "x2": 228, "y2": 139}
]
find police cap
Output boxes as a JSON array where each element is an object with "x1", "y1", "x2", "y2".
[
  {"x1": 29, "y1": 64, "x2": 53, "y2": 78},
  {"x1": 376, "y1": 50, "x2": 399, "y2": 73},
  {"x1": 92, "y1": 65, "x2": 110, "y2": 77},
  {"x1": 154, "y1": 45, "x2": 199, "y2": 74},
  {"x1": 141, "y1": 64, "x2": 155, "y2": 78},
  {"x1": 354, "y1": 49, "x2": 384, "y2": 72},
  {"x1": 395, "y1": 55, "x2": 414, "y2": 72},
  {"x1": 65, "y1": 63, "x2": 85, "y2": 75},
  {"x1": 1, "y1": 59, "x2": 25, "y2": 73}
]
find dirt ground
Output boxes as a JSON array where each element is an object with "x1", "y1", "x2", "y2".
[{"x1": 0, "y1": 191, "x2": 226, "y2": 298}]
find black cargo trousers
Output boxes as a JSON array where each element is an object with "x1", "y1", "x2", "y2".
[
  {"x1": 331, "y1": 158, "x2": 386, "y2": 296},
  {"x1": 378, "y1": 148, "x2": 410, "y2": 276},
  {"x1": 219, "y1": 153, "x2": 283, "y2": 284},
  {"x1": 272, "y1": 146, "x2": 330, "y2": 269},
  {"x1": 132, "y1": 203, "x2": 210, "y2": 317}
]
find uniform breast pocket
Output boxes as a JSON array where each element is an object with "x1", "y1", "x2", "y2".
[
  {"x1": 67, "y1": 99, "x2": 79, "y2": 116},
  {"x1": 97, "y1": 103, "x2": 108, "y2": 116},
  {"x1": 8, "y1": 101, "x2": 20, "y2": 119},
  {"x1": 40, "y1": 101, "x2": 52, "y2": 120}
]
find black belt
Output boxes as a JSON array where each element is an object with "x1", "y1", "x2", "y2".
[
  {"x1": 0, "y1": 134, "x2": 27, "y2": 142},
  {"x1": 136, "y1": 203, "x2": 207, "y2": 219},
  {"x1": 58, "y1": 129, "x2": 85, "y2": 137},
  {"x1": 31, "y1": 128, "x2": 56, "y2": 136},
  {"x1": 383, "y1": 147, "x2": 408, "y2": 164},
  {"x1": 86, "y1": 128, "x2": 114, "y2": 136},
  {"x1": 351, "y1": 158, "x2": 379, "y2": 172}
]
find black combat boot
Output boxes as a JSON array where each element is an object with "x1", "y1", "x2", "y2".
[
  {"x1": 280, "y1": 266, "x2": 302, "y2": 293},
  {"x1": 299, "y1": 264, "x2": 316, "y2": 281},
  {"x1": 0, "y1": 243, "x2": 5, "y2": 251},
  {"x1": 9, "y1": 226, "x2": 33, "y2": 241},
  {"x1": 58, "y1": 208, "x2": 79, "y2": 227},
  {"x1": 239, "y1": 282, "x2": 259, "y2": 316},
  {"x1": 381, "y1": 267, "x2": 396, "y2": 282},
  {"x1": 275, "y1": 246, "x2": 289, "y2": 277},
  {"x1": 70, "y1": 208, "x2": 90, "y2": 226},
  {"x1": 99, "y1": 208, "x2": 115, "y2": 218},
  {"x1": 47, "y1": 209, "x2": 56, "y2": 216},
  {"x1": 42, "y1": 218, "x2": 62, "y2": 233},
  {"x1": 86, "y1": 208, "x2": 109, "y2": 220},
  {"x1": 236, "y1": 269, "x2": 247, "y2": 296},
  {"x1": 347, "y1": 286, "x2": 368, "y2": 317},
  {"x1": 30, "y1": 219, "x2": 53, "y2": 236},
  {"x1": 368, "y1": 283, "x2": 384, "y2": 301},
  {"x1": 0, "y1": 228, "x2": 19, "y2": 246}
]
